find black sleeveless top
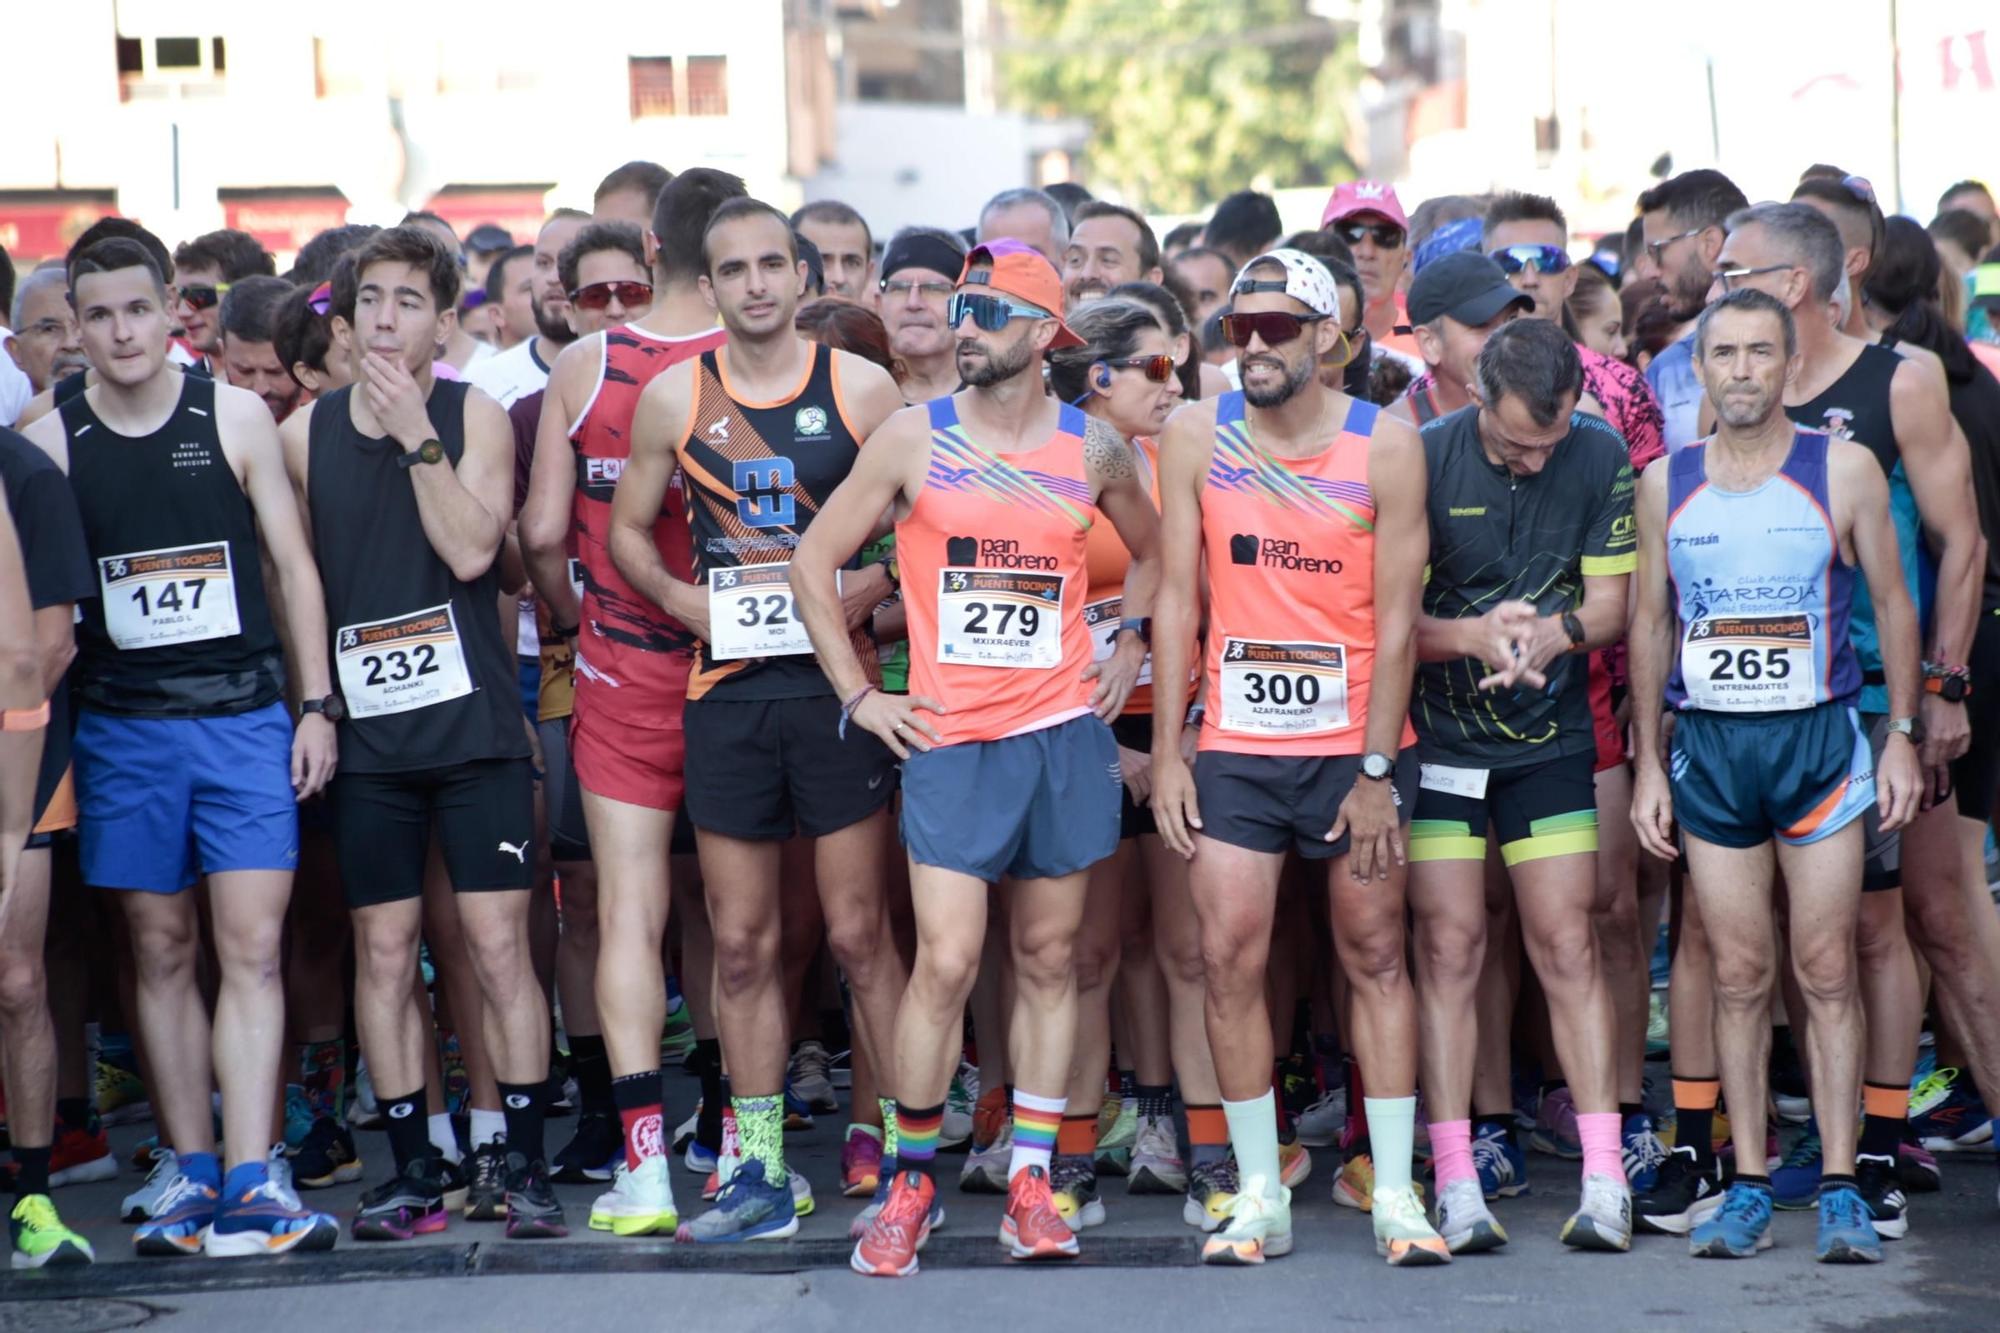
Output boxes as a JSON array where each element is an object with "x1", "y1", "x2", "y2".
[
  {"x1": 307, "y1": 381, "x2": 528, "y2": 774},
  {"x1": 680, "y1": 343, "x2": 874, "y2": 701},
  {"x1": 62, "y1": 374, "x2": 284, "y2": 717},
  {"x1": 1786, "y1": 342, "x2": 1901, "y2": 477}
]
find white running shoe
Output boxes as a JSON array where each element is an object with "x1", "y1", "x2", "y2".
[
  {"x1": 1561, "y1": 1172, "x2": 1633, "y2": 1251},
  {"x1": 960, "y1": 1120, "x2": 1011, "y2": 1193},
  {"x1": 1433, "y1": 1176, "x2": 1508, "y2": 1254},
  {"x1": 1199, "y1": 1175, "x2": 1292, "y2": 1265},
  {"x1": 1296, "y1": 1088, "x2": 1346, "y2": 1147},
  {"x1": 1129, "y1": 1114, "x2": 1187, "y2": 1193},
  {"x1": 589, "y1": 1157, "x2": 680, "y2": 1236},
  {"x1": 121, "y1": 1149, "x2": 183, "y2": 1223}
]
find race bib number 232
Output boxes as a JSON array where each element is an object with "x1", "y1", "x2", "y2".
[{"x1": 336, "y1": 604, "x2": 474, "y2": 718}]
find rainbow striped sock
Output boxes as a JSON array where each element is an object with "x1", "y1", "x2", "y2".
[
  {"x1": 895, "y1": 1100, "x2": 944, "y2": 1168},
  {"x1": 1009, "y1": 1089, "x2": 1066, "y2": 1181}
]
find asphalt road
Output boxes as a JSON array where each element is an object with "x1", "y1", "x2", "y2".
[{"x1": 5, "y1": 1066, "x2": 1996, "y2": 1333}]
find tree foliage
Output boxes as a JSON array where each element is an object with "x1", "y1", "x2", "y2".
[{"x1": 998, "y1": 0, "x2": 1358, "y2": 214}]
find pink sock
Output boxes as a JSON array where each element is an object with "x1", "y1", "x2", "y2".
[
  {"x1": 1430, "y1": 1119, "x2": 1475, "y2": 1189},
  {"x1": 1575, "y1": 1111, "x2": 1627, "y2": 1184}
]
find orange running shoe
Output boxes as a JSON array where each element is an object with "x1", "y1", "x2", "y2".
[
  {"x1": 970, "y1": 1086, "x2": 1008, "y2": 1152},
  {"x1": 999, "y1": 1165, "x2": 1079, "y2": 1261},
  {"x1": 850, "y1": 1170, "x2": 941, "y2": 1278}
]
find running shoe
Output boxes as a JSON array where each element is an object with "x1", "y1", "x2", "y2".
[
  {"x1": 1898, "y1": 1138, "x2": 1941, "y2": 1193},
  {"x1": 1771, "y1": 1122, "x2": 1823, "y2": 1209},
  {"x1": 1689, "y1": 1180, "x2": 1772, "y2": 1257},
  {"x1": 1622, "y1": 1113, "x2": 1669, "y2": 1195},
  {"x1": 347, "y1": 1059, "x2": 383, "y2": 1131},
  {"x1": 588, "y1": 1157, "x2": 679, "y2": 1236},
  {"x1": 1909, "y1": 1067, "x2": 1994, "y2": 1152},
  {"x1": 1855, "y1": 1153, "x2": 1907, "y2": 1240},
  {"x1": 122, "y1": 1148, "x2": 181, "y2": 1223},
  {"x1": 293, "y1": 1117, "x2": 364, "y2": 1189},
  {"x1": 1199, "y1": 1176, "x2": 1290, "y2": 1265},
  {"x1": 552, "y1": 1112, "x2": 621, "y2": 1185},
  {"x1": 503, "y1": 1155, "x2": 569, "y2": 1239},
  {"x1": 940, "y1": 1063, "x2": 978, "y2": 1150},
  {"x1": 1645, "y1": 989, "x2": 1670, "y2": 1056},
  {"x1": 960, "y1": 1119, "x2": 1011, "y2": 1194},
  {"x1": 1432, "y1": 1176, "x2": 1505, "y2": 1255},
  {"x1": 1531, "y1": 1087, "x2": 1582, "y2": 1159},
  {"x1": 133, "y1": 1173, "x2": 219, "y2": 1256},
  {"x1": 1816, "y1": 1182, "x2": 1883, "y2": 1263},
  {"x1": 1095, "y1": 1095, "x2": 1136, "y2": 1177},
  {"x1": 660, "y1": 996, "x2": 696, "y2": 1063},
  {"x1": 850, "y1": 1169, "x2": 942, "y2": 1278},
  {"x1": 969, "y1": 1085, "x2": 1008, "y2": 1154},
  {"x1": 701, "y1": 1105, "x2": 743, "y2": 1199},
  {"x1": 1296, "y1": 1087, "x2": 1346, "y2": 1147},
  {"x1": 828, "y1": 1047, "x2": 853, "y2": 1091},
  {"x1": 267, "y1": 1142, "x2": 295, "y2": 1197},
  {"x1": 681, "y1": 1102, "x2": 719, "y2": 1176},
  {"x1": 842, "y1": 1126, "x2": 884, "y2": 1197},
  {"x1": 1635, "y1": 1146, "x2": 1724, "y2": 1234},
  {"x1": 782, "y1": 1084, "x2": 816, "y2": 1132},
  {"x1": 94, "y1": 1060, "x2": 151, "y2": 1127},
  {"x1": 1375, "y1": 1182, "x2": 1451, "y2": 1265},
  {"x1": 678, "y1": 1157, "x2": 799, "y2": 1243},
  {"x1": 1050, "y1": 1156, "x2": 1104, "y2": 1229},
  {"x1": 206, "y1": 1176, "x2": 338, "y2": 1257},
  {"x1": 129, "y1": 1134, "x2": 164, "y2": 1173},
  {"x1": 464, "y1": 1141, "x2": 508, "y2": 1220},
  {"x1": 1331, "y1": 1152, "x2": 1375, "y2": 1211},
  {"x1": 11, "y1": 1194, "x2": 94, "y2": 1268},
  {"x1": 1473, "y1": 1122, "x2": 1529, "y2": 1199},
  {"x1": 788, "y1": 1040, "x2": 839, "y2": 1115},
  {"x1": 1129, "y1": 1113, "x2": 1187, "y2": 1193},
  {"x1": 437, "y1": 1155, "x2": 470, "y2": 1213},
  {"x1": 1772, "y1": 1090, "x2": 1812, "y2": 1125},
  {"x1": 1001, "y1": 1163, "x2": 1080, "y2": 1260},
  {"x1": 673, "y1": 1102, "x2": 701, "y2": 1155},
  {"x1": 351, "y1": 1158, "x2": 449, "y2": 1242},
  {"x1": 790, "y1": 1165, "x2": 816, "y2": 1218},
  {"x1": 1560, "y1": 1172, "x2": 1633, "y2": 1251},
  {"x1": 47, "y1": 1120, "x2": 116, "y2": 1187},
  {"x1": 1278, "y1": 1139, "x2": 1311, "y2": 1189},
  {"x1": 282, "y1": 1084, "x2": 315, "y2": 1152},
  {"x1": 1183, "y1": 1155, "x2": 1238, "y2": 1231}
]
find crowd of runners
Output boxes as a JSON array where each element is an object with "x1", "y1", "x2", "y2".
[{"x1": 1, "y1": 155, "x2": 1998, "y2": 1278}]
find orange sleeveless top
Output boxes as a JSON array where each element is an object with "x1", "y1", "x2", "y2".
[
  {"x1": 1081, "y1": 433, "x2": 1159, "y2": 716},
  {"x1": 900, "y1": 396, "x2": 1099, "y2": 746},
  {"x1": 1199, "y1": 392, "x2": 1414, "y2": 757}
]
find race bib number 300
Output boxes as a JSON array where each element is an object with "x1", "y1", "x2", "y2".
[
  {"x1": 336, "y1": 604, "x2": 474, "y2": 718},
  {"x1": 98, "y1": 541, "x2": 241, "y2": 650},
  {"x1": 1083, "y1": 595, "x2": 1152, "y2": 685},
  {"x1": 1682, "y1": 615, "x2": 1815, "y2": 712},
  {"x1": 937, "y1": 569, "x2": 1064, "y2": 669},
  {"x1": 1219, "y1": 638, "x2": 1350, "y2": 736},
  {"x1": 709, "y1": 565, "x2": 813, "y2": 661}
]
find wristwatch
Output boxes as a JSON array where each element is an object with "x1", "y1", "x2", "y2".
[
  {"x1": 396, "y1": 438, "x2": 447, "y2": 469},
  {"x1": 1925, "y1": 675, "x2": 1971, "y2": 702},
  {"x1": 1561, "y1": 611, "x2": 1586, "y2": 649},
  {"x1": 301, "y1": 694, "x2": 347, "y2": 723},
  {"x1": 1121, "y1": 616, "x2": 1153, "y2": 646},
  {"x1": 1360, "y1": 751, "x2": 1395, "y2": 781},
  {"x1": 1885, "y1": 715, "x2": 1921, "y2": 741}
]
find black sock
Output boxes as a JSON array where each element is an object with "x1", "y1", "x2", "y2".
[
  {"x1": 570, "y1": 1033, "x2": 615, "y2": 1117},
  {"x1": 13, "y1": 1145, "x2": 51, "y2": 1197},
  {"x1": 1134, "y1": 1084, "x2": 1173, "y2": 1120},
  {"x1": 1679, "y1": 1107, "x2": 1716, "y2": 1166},
  {"x1": 693, "y1": 1039, "x2": 725, "y2": 1150},
  {"x1": 1117, "y1": 1068, "x2": 1136, "y2": 1102},
  {"x1": 384, "y1": 1089, "x2": 431, "y2": 1175},
  {"x1": 499, "y1": 1081, "x2": 547, "y2": 1166},
  {"x1": 55, "y1": 1098, "x2": 90, "y2": 1133},
  {"x1": 1619, "y1": 1102, "x2": 1644, "y2": 1123}
]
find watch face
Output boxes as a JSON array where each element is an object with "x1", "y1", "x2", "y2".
[
  {"x1": 1363, "y1": 753, "x2": 1393, "y2": 779},
  {"x1": 324, "y1": 695, "x2": 347, "y2": 723},
  {"x1": 420, "y1": 439, "x2": 445, "y2": 464}
]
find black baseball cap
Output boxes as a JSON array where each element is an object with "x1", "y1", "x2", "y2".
[
  {"x1": 465, "y1": 223, "x2": 514, "y2": 255},
  {"x1": 1407, "y1": 251, "x2": 1533, "y2": 327}
]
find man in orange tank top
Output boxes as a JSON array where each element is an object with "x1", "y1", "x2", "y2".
[
  {"x1": 1148, "y1": 249, "x2": 1444, "y2": 1268},
  {"x1": 791, "y1": 239, "x2": 1162, "y2": 1277}
]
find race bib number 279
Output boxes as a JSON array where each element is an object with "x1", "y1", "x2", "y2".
[{"x1": 937, "y1": 568, "x2": 1064, "y2": 669}]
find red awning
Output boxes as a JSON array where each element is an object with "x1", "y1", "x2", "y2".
[
  {"x1": 220, "y1": 188, "x2": 350, "y2": 257},
  {"x1": 422, "y1": 185, "x2": 555, "y2": 249},
  {"x1": 0, "y1": 190, "x2": 118, "y2": 264}
]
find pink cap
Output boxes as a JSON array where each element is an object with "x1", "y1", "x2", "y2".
[{"x1": 1320, "y1": 179, "x2": 1409, "y2": 230}]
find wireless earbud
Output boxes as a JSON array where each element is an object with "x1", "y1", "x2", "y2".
[{"x1": 1096, "y1": 369, "x2": 1113, "y2": 389}]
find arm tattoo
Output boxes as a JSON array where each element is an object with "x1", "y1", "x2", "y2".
[{"x1": 1084, "y1": 416, "x2": 1136, "y2": 487}]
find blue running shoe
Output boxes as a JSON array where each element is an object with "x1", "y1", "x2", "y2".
[
  {"x1": 1816, "y1": 1183, "x2": 1883, "y2": 1263},
  {"x1": 1689, "y1": 1181, "x2": 1773, "y2": 1258},
  {"x1": 133, "y1": 1174, "x2": 219, "y2": 1257},
  {"x1": 1622, "y1": 1113, "x2": 1669, "y2": 1195},
  {"x1": 1472, "y1": 1122, "x2": 1529, "y2": 1199},
  {"x1": 1771, "y1": 1121, "x2": 1822, "y2": 1210},
  {"x1": 205, "y1": 1178, "x2": 339, "y2": 1257},
  {"x1": 675, "y1": 1158, "x2": 798, "y2": 1243},
  {"x1": 782, "y1": 1085, "x2": 815, "y2": 1133}
]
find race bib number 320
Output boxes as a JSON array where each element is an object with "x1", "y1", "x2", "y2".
[
  {"x1": 1682, "y1": 615, "x2": 1815, "y2": 712},
  {"x1": 1219, "y1": 638, "x2": 1350, "y2": 736},
  {"x1": 937, "y1": 569, "x2": 1064, "y2": 669},
  {"x1": 336, "y1": 604, "x2": 474, "y2": 718},
  {"x1": 709, "y1": 565, "x2": 813, "y2": 661},
  {"x1": 98, "y1": 541, "x2": 241, "y2": 650}
]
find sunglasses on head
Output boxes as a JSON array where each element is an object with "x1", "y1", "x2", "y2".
[
  {"x1": 1333, "y1": 219, "x2": 1407, "y2": 249},
  {"x1": 1102, "y1": 354, "x2": 1177, "y2": 383},
  {"x1": 948, "y1": 292, "x2": 1052, "y2": 332},
  {"x1": 307, "y1": 282, "x2": 332, "y2": 317},
  {"x1": 568, "y1": 280, "x2": 654, "y2": 312},
  {"x1": 1489, "y1": 244, "x2": 1572, "y2": 275},
  {"x1": 177, "y1": 282, "x2": 230, "y2": 311},
  {"x1": 1219, "y1": 310, "x2": 1328, "y2": 348}
]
